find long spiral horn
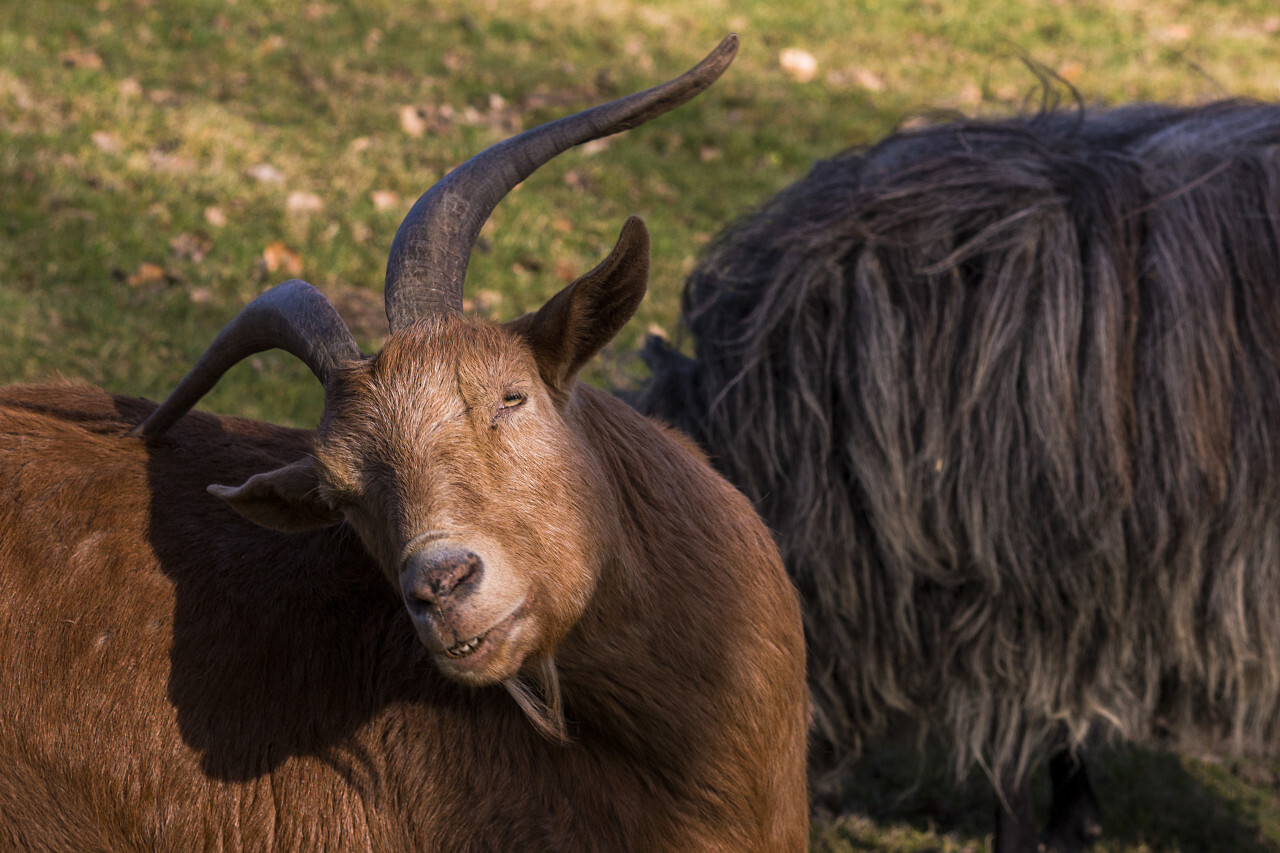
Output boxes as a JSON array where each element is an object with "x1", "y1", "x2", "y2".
[{"x1": 383, "y1": 34, "x2": 738, "y2": 331}]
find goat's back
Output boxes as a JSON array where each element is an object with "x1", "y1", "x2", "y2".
[{"x1": 0, "y1": 381, "x2": 808, "y2": 850}]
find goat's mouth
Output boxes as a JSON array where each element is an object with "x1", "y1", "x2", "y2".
[
  {"x1": 432, "y1": 605, "x2": 527, "y2": 682},
  {"x1": 443, "y1": 630, "x2": 491, "y2": 659}
]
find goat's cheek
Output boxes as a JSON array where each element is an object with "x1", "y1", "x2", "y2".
[{"x1": 486, "y1": 433, "x2": 602, "y2": 640}]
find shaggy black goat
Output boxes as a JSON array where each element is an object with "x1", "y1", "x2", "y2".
[{"x1": 638, "y1": 99, "x2": 1280, "y2": 851}]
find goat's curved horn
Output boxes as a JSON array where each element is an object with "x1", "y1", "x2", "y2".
[
  {"x1": 384, "y1": 33, "x2": 739, "y2": 332},
  {"x1": 131, "y1": 280, "x2": 362, "y2": 439}
]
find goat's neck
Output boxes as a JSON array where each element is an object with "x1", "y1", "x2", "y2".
[{"x1": 552, "y1": 392, "x2": 785, "y2": 771}]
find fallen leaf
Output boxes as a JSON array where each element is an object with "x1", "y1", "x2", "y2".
[
  {"x1": 91, "y1": 131, "x2": 122, "y2": 153},
  {"x1": 126, "y1": 262, "x2": 167, "y2": 287},
  {"x1": 400, "y1": 105, "x2": 427, "y2": 137},
  {"x1": 204, "y1": 206, "x2": 227, "y2": 228},
  {"x1": 957, "y1": 81, "x2": 983, "y2": 107},
  {"x1": 188, "y1": 286, "x2": 213, "y2": 304},
  {"x1": 262, "y1": 241, "x2": 303, "y2": 276},
  {"x1": 779, "y1": 48, "x2": 818, "y2": 83},
  {"x1": 247, "y1": 163, "x2": 285, "y2": 184},
  {"x1": 59, "y1": 49, "x2": 104, "y2": 70},
  {"x1": 1057, "y1": 60, "x2": 1085, "y2": 85},
  {"x1": 370, "y1": 190, "x2": 400, "y2": 211},
  {"x1": 258, "y1": 34, "x2": 286, "y2": 54},
  {"x1": 1159, "y1": 23, "x2": 1193, "y2": 43},
  {"x1": 146, "y1": 88, "x2": 178, "y2": 106},
  {"x1": 286, "y1": 191, "x2": 323, "y2": 214},
  {"x1": 304, "y1": 2, "x2": 336, "y2": 20},
  {"x1": 170, "y1": 232, "x2": 212, "y2": 263},
  {"x1": 147, "y1": 150, "x2": 194, "y2": 173},
  {"x1": 554, "y1": 259, "x2": 578, "y2": 284},
  {"x1": 851, "y1": 67, "x2": 886, "y2": 92},
  {"x1": 562, "y1": 169, "x2": 593, "y2": 191}
]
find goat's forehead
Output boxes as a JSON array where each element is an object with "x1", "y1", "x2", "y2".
[{"x1": 364, "y1": 318, "x2": 534, "y2": 395}]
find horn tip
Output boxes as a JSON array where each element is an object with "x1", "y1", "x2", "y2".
[
  {"x1": 691, "y1": 34, "x2": 739, "y2": 86},
  {"x1": 710, "y1": 33, "x2": 739, "y2": 65}
]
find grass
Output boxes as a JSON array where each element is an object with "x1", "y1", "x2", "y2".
[{"x1": 6, "y1": 0, "x2": 1280, "y2": 849}]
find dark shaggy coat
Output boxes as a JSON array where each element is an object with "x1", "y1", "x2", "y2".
[{"x1": 639, "y1": 99, "x2": 1280, "y2": 795}]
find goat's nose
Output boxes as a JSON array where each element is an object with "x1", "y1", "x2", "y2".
[{"x1": 400, "y1": 548, "x2": 484, "y2": 616}]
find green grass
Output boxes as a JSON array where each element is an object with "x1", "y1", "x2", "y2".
[{"x1": 6, "y1": 0, "x2": 1280, "y2": 848}]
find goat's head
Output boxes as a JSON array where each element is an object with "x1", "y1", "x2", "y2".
[{"x1": 131, "y1": 37, "x2": 738, "y2": 730}]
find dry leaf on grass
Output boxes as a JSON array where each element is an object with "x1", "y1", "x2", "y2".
[
  {"x1": 554, "y1": 259, "x2": 578, "y2": 284},
  {"x1": 170, "y1": 233, "x2": 212, "y2": 263},
  {"x1": 370, "y1": 190, "x2": 400, "y2": 211},
  {"x1": 91, "y1": 131, "x2": 122, "y2": 153},
  {"x1": 1057, "y1": 61, "x2": 1085, "y2": 85},
  {"x1": 262, "y1": 241, "x2": 303, "y2": 276},
  {"x1": 59, "y1": 50, "x2": 103, "y2": 70},
  {"x1": 400, "y1": 105, "x2": 427, "y2": 137},
  {"x1": 850, "y1": 67, "x2": 886, "y2": 93},
  {"x1": 780, "y1": 48, "x2": 818, "y2": 83},
  {"x1": 286, "y1": 191, "x2": 323, "y2": 214},
  {"x1": 247, "y1": 163, "x2": 285, "y2": 184},
  {"x1": 1157, "y1": 23, "x2": 1193, "y2": 43},
  {"x1": 126, "y1": 262, "x2": 168, "y2": 287}
]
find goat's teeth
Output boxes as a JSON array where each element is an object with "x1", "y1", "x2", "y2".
[
  {"x1": 446, "y1": 636, "x2": 482, "y2": 657},
  {"x1": 443, "y1": 629, "x2": 492, "y2": 659}
]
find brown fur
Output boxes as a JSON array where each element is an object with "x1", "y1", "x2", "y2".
[{"x1": 0, "y1": 290, "x2": 807, "y2": 846}]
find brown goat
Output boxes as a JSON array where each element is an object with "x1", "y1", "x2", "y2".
[{"x1": 0, "y1": 37, "x2": 808, "y2": 851}]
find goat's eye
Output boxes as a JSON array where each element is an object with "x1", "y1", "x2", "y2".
[
  {"x1": 492, "y1": 391, "x2": 526, "y2": 426},
  {"x1": 493, "y1": 391, "x2": 527, "y2": 424}
]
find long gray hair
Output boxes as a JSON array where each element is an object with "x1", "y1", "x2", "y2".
[{"x1": 638, "y1": 99, "x2": 1280, "y2": 796}]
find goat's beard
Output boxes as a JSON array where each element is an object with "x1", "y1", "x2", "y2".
[{"x1": 505, "y1": 655, "x2": 568, "y2": 744}]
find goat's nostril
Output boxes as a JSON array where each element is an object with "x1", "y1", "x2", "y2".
[{"x1": 400, "y1": 548, "x2": 484, "y2": 614}]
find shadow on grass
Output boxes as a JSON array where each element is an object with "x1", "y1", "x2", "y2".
[{"x1": 813, "y1": 736, "x2": 1279, "y2": 852}]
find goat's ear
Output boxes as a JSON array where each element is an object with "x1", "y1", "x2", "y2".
[
  {"x1": 208, "y1": 457, "x2": 343, "y2": 532},
  {"x1": 507, "y1": 216, "x2": 649, "y2": 401}
]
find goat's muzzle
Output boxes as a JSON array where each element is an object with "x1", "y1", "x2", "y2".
[
  {"x1": 398, "y1": 545, "x2": 528, "y2": 681},
  {"x1": 400, "y1": 547, "x2": 484, "y2": 615}
]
